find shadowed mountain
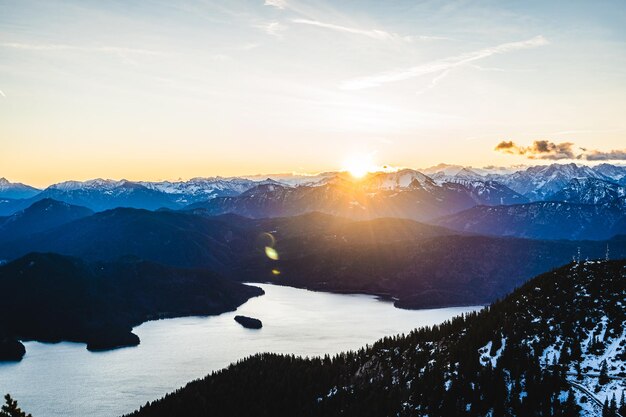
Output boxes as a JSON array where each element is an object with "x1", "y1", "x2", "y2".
[
  {"x1": 0, "y1": 209, "x2": 456, "y2": 270},
  {"x1": 126, "y1": 260, "x2": 626, "y2": 417},
  {"x1": 0, "y1": 253, "x2": 263, "y2": 360},
  {"x1": 236, "y1": 233, "x2": 626, "y2": 309},
  {"x1": 0, "y1": 199, "x2": 93, "y2": 243},
  {"x1": 0, "y1": 208, "x2": 257, "y2": 271},
  {"x1": 2, "y1": 207, "x2": 624, "y2": 310},
  {"x1": 434, "y1": 201, "x2": 626, "y2": 240}
]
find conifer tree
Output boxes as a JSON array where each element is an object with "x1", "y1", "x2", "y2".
[{"x1": 0, "y1": 395, "x2": 32, "y2": 417}]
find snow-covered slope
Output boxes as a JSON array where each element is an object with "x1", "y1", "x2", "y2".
[
  {"x1": 139, "y1": 177, "x2": 260, "y2": 204},
  {"x1": 548, "y1": 178, "x2": 626, "y2": 205},
  {"x1": 490, "y1": 163, "x2": 613, "y2": 201}
]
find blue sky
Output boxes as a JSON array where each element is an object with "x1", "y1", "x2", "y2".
[{"x1": 0, "y1": 0, "x2": 625, "y2": 186}]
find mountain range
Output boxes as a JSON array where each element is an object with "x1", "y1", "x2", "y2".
[
  {"x1": 1, "y1": 202, "x2": 624, "y2": 311},
  {"x1": 1, "y1": 163, "x2": 625, "y2": 242}
]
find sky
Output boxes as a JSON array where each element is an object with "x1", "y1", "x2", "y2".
[{"x1": 0, "y1": 0, "x2": 625, "y2": 187}]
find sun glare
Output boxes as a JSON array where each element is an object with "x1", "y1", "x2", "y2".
[{"x1": 342, "y1": 154, "x2": 377, "y2": 178}]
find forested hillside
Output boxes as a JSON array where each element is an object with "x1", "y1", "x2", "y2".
[{"x1": 127, "y1": 259, "x2": 626, "y2": 417}]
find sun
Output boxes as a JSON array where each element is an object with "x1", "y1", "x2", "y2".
[{"x1": 342, "y1": 154, "x2": 377, "y2": 178}]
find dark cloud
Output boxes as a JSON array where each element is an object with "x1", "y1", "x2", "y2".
[
  {"x1": 527, "y1": 141, "x2": 575, "y2": 160},
  {"x1": 494, "y1": 141, "x2": 516, "y2": 152},
  {"x1": 494, "y1": 140, "x2": 574, "y2": 160},
  {"x1": 495, "y1": 140, "x2": 626, "y2": 161},
  {"x1": 583, "y1": 150, "x2": 626, "y2": 161}
]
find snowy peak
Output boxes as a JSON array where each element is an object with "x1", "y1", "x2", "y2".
[
  {"x1": 593, "y1": 164, "x2": 626, "y2": 183},
  {"x1": 454, "y1": 167, "x2": 483, "y2": 181},
  {"x1": 139, "y1": 177, "x2": 258, "y2": 198},
  {"x1": 0, "y1": 177, "x2": 41, "y2": 199},
  {"x1": 49, "y1": 178, "x2": 126, "y2": 191},
  {"x1": 493, "y1": 163, "x2": 614, "y2": 201},
  {"x1": 367, "y1": 169, "x2": 436, "y2": 190}
]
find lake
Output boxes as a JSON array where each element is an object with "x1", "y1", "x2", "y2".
[{"x1": 0, "y1": 283, "x2": 481, "y2": 417}]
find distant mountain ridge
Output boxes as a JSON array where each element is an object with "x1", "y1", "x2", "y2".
[
  {"x1": 0, "y1": 177, "x2": 287, "y2": 215},
  {"x1": 1, "y1": 164, "x2": 625, "y2": 241}
]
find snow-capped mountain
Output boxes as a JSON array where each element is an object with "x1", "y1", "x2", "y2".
[
  {"x1": 365, "y1": 169, "x2": 438, "y2": 190},
  {"x1": 0, "y1": 178, "x2": 40, "y2": 200},
  {"x1": 139, "y1": 177, "x2": 262, "y2": 204},
  {"x1": 421, "y1": 163, "x2": 468, "y2": 176},
  {"x1": 0, "y1": 177, "x2": 286, "y2": 214},
  {"x1": 489, "y1": 163, "x2": 614, "y2": 201},
  {"x1": 593, "y1": 164, "x2": 626, "y2": 184},
  {"x1": 49, "y1": 178, "x2": 126, "y2": 192},
  {"x1": 186, "y1": 169, "x2": 530, "y2": 221},
  {"x1": 243, "y1": 172, "x2": 336, "y2": 186},
  {"x1": 430, "y1": 167, "x2": 484, "y2": 184},
  {"x1": 547, "y1": 178, "x2": 626, "y2": 205},
  {"x1": 38, "y1": 180, "x2": 178, "y2": 212}
]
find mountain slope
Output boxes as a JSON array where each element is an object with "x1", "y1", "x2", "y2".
[
  {"x1": 0, "y1": 199, "x2": 93, "y2": 243},
  {"x1": 126, "y1": 259, "x2": 626, "y2": 417},
  {"x1": 0, "y1": 208, "x2": 256, "y2": 270},
  {"x1": 547, "y1": 178, "x2": 625, "y2": 205},
  {"x1": 0, "y1": 209, "x2": 459, "y2": 273},
  {"x1": 0, "y1": 253, "x2": 263, "y2": 360},
  {"x1": 237, "y1": 233, "x2": 626, "y2": 308},
  {"x1": 434, "y1": 201, "x2": 625, "y2": 240}
]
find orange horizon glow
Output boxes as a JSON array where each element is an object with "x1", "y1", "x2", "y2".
[{"x1": 1, "y1": 1, "x2": 625, "y2": 188}]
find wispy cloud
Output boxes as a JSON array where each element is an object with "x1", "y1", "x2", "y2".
[
  {"x1": 292, "y1": 18, "x2": 411, "y2": 41},
  {"x1": 580, "y1": 149, "x2": 626, "y2": 161},
  {"x1": 0, "y1": 90, "x2": 5, "y2": 98},
  {"x1": 416, "y1": 69, "x2": 451, "y2": 95},
  {"x1": 0, "y1": 42, "x2": 160, "y2": 56},
  {"x1": 264, "y1": 0, "x2": 287, "y2": 9},
  {"x1": 340, "y1": 35, "x2": 548, "y2": 90},
  {"x1": 256, "y1": 21, "x2": 288, "y2": 38}
]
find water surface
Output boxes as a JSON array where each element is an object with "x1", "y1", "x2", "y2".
[{"x1": 0, "y1": 284, "x2": 481, "y2": 417}]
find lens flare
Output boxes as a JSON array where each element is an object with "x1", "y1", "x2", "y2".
[{"x1": 265, "y1": 246, "x2": 279, "y2": 260}]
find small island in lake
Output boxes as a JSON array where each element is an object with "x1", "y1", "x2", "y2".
[{"x1": 234, "y1": 315, "x2": 263, "y2": 329}]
